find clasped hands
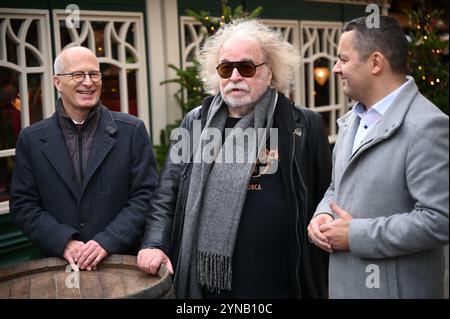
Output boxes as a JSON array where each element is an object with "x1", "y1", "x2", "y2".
[
  {"x1": 307, "y1": 202, "x2": 353, "y2": 253},
  {"x1": 63, "y1": 239, "x2": 107, "y2": 271}
]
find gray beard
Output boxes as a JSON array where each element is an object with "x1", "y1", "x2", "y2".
[{"x1": 222, "y1": 94, "x2": 257, "y2": 117}]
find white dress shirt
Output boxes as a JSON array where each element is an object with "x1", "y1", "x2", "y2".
[{"x1": 352, "y1": 78, "x2": 411, "y2": 154}]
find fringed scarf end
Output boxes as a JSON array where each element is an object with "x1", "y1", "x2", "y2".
[{"x1": 197, "y1": 250, "x2": 232, "y2": 293}]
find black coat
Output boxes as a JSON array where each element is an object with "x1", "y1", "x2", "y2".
[
  {"x1": 142, "y1": 93, "x2": 332, "y2": 298},
  {"x1": 10, "y1": 104, "x2": 158, "y2": 257}
]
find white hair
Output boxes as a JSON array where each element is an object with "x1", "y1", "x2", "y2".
[
  {"x1": 54, "y1": 46, "x2": 97, "y2": 74},
  {"x1": 198, "y1": 19, "x2": 301, "y2": 95}
]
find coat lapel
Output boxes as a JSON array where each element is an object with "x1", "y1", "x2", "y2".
[
  {"x1": 349, "y1": 77, "x2": 419, "y2": 164},
  {"x1": 40, "y1": 114, "x2": 80, "y2": 198},
  {"x1": 336, "y1": 110, "x2": 360, "y2": 165},
  {"x1": 81, "y1": 105, "x2": 117, "y2": 194}
]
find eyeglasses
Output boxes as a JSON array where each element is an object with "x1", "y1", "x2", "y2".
[
  {"x1": 56, "y1": 71, "x2": 102, "y2": 83},
  {"x1": 216, "y1": 61, "x2": 266, "y2": 79}
]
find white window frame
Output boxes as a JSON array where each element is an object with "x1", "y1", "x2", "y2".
[
  {"x1": 300, "y1": 20, "x2": 346, "y2": 143},
  {"x1": 0, "y1": 8, "x2": 54, "y2": 215},
  {"x1": 52, "y1": 9, "x2": 150, "y2": 132}
]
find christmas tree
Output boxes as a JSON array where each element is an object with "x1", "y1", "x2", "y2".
[{"x1": 407, "y1": 8, "x2": 449, "y2": 114}]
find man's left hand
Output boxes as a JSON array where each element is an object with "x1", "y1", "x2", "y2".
[
  {"x1": 319, "y1": 202, "x2": 353, "y2": 251},
  {"x1": 77, "y1": 240, "x2": 108, "y2": 270}
]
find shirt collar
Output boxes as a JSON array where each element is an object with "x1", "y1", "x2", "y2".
[
  {"x1": 353, "y1": 77, "x2": 411, "y2": 118},
  {"x1": 72, "y1": 119, "x2": 84, "y2": 125},
  {"x1": 353, "y1": 102, "x2": 367, "y2": 118}
]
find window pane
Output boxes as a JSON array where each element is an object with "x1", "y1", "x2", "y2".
[
  {"x1": 126, "y1": 23, "x2": 136, "y2": 48},
  {"x1": 58, "y1": 20, "x2": 72, "y2": 49},
  {"x1": 99, "y1": 64, "x2": 138, "y2": 116},
  {"x1": 304, "y1": 64, "x2": 310, "y2": 107},
  {"x1": 91, "y1": 21, "x2": 107, "y2": 57},
  {"x1": 0, "y1": 156, "x2": 15, "y2": 202},
  {"x1": 127, "y1": 69, "x2": 137, "y2": 116},
  {"x1": 314, "y1": 58, "x2": 331, "y2": 107},
  {"x1": 100, "y1": 64, "x2": 120, "y2": 112},
  {"x1": 28, "y1": 73, "x2": 43, "y2": 124},
  {"x1": 25, "y1": 20, "x2": 40, "y2": 68},
  {"x1": 4, "y1": 41, "x2": 16, "y2": 64},
  {"x1": 0, "y1": 69, "x2": 21, "y2": 149}
]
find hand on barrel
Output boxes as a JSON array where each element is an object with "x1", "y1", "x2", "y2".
[
  {"x1": 137, "y1": 248, "x2": 174, "y2": 275},
  {"x1": 77, "y1": 240, "x2": 108, "y2": 270},
  {"x1": 63, "y1": 239, "x2": 84, "y2": 271},
  {"x1": 63, "y1": 239, "x2": 108, "y2": 271}
]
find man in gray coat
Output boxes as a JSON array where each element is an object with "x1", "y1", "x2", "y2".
[{"x1": 308, "y1": 16, "x2": 449, "y2": 298}]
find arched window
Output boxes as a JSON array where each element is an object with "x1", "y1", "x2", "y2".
[{"x1": 0, "y1": 9, "x2": 54, "y2": 214}]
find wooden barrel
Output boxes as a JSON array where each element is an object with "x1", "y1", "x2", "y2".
[{"x1": 0, "y1": 254, "x2": 174, "y2": 299}]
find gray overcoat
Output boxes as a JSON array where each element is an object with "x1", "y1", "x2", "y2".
[{"x1": 315, "y1": 77, "x2": 449, "y2": 298}]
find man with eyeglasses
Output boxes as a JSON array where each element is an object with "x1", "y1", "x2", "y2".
[
  {"x1": 138, "y1": 20, "x2": 331, "y2": 299},
  {"x1": 10, "y1": 46, "x2": 158, "y2": 271}
]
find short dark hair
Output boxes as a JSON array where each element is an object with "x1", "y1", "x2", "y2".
[{"x1": 343, "y1": 15, "x2": 408, "y2": 75}]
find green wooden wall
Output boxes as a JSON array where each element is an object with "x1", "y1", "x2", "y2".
[
  {"x1": 0, "y1": 214, "x2": 39, "y2": 266},
  {"x1": 0, "y1": 0, "x2": 145, "y2": 11},
  {"x1": 177, "y1": 0, "x2": 369, "y2": 22}
]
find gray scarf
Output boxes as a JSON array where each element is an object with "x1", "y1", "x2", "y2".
[{"x1": 174, "y1": 88, "x2": 278, "y2": 298}]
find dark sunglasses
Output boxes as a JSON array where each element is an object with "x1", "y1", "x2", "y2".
[{"x1": 216, "y1": 61, "x2": 266, "y2": 78}]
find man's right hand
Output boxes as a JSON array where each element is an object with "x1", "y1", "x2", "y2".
[
  {"x1": 137, "y1": 248, "x2": 174, "y2": 275},
  {"x1": 307, "y1": 213, "x2": 334, "y2": 253},
  {"x1": 63, "y1": 239, "x2": 85, "y2": 270}
]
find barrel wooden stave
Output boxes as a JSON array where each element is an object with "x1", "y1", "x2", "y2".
[{"x1": 0, "y1": 254, "x2": 173, "y2": 299}]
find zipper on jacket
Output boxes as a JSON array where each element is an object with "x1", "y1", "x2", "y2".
[
  {"x1": 294, "y1": 155, "x2": 309, "y2": 234},
  {"x1": 78, "y1": 130, "x2": 84, "y2": 186},
  {"x1": 290, "y1": 130, "x2": 302, "y2": 297},
  {"x1": 174, "y1": 168, "x2": 188, "y2": 244}
]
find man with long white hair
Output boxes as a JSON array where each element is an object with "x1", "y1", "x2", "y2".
[{"x1": 138, "y1": 19, "x2": 332, "y2": 298}]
